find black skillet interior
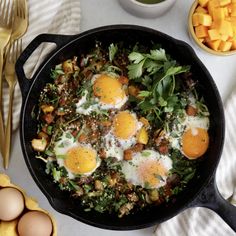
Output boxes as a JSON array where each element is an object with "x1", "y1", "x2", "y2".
[{"x1": 16, "y1": 25, "x2": 224, "y2": 230}]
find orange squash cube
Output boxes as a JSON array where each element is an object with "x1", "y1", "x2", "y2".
[
  {"x1": 198, "y1": 0, "x2": 209, "y2": 7},
  {"x1": 195, "y1": 25, "x2": 209, "y2": 38},
  {"x1": 195, "y1": 6, "x2": 208, "y2": 13},
  {"x1": 193, "y1": 13, "x2": 201, "y2": 26},
  {"x1": 231, "y1": 3, "x2": 236, "y2": 16},
  {"x1": 231, "y1": 39, "x2": 236, "y2": 49},
  {"x1": 219, "y1": 0, "x2": 231, "y2": 6},
  {"x1": 222, "y1": 6, "x2": 230, "y2": 16},
  {"x1": 197, "y1": 13, "x2": 213, "y2": 26},
  {"x1": 206, "y1": 39, "x2": 221, "y2": 50},
  {"x1": 208, "y1": 29, "x2": 221, "y2": 40},
  {"x1": 208, "y1": 0, "x2": 220, "y2": 15},
  {"x1": 219, "y1": 40, "x2": 233, "y2": 50},
  {"x1": 232, "y1": 24, "x2": 236, "y2": 34},
  {"x1": 212, "y1": 7, "x2": 226, "y2": 21},
  {"x1": 221, "y1": 34, "x2": 229, "y2": 40},
  {"x1": 219, "y1": 20, "x2": 234, "y2": 36}
]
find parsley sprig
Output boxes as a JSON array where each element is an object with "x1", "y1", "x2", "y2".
[{"x1": 127, "y1": 48, "x2": 190, "y2": 125}]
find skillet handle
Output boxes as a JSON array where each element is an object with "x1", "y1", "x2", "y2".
[
  {"x1": 15, "y1": 33, "x2": 73, "y2": 100},
  {"x1": 189, "y1": 175, "x2": 236, "y2": 232}
]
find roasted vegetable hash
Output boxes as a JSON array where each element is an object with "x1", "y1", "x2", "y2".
[{"x1": 32, "y1": 42, "x2": 210, "y2": 217}]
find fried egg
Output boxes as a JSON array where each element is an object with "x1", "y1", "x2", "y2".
[
  {"x1": 168, "y1": 113, "x2": 210, "y2": 159},
  {"x1": 54, "y1": 131, "x2": 100, "y2": 178},
  {"x1": 181, "y1": 127, "x2": 209, "y2": 159},
  {"x1": 103, "y1": 111, "x2": 143, "y2": 161},
  {"x1": 76, "y1": 73, "x2": 128, "y2": 115},
  {"x1": 121, "y1": 150, "x2": 173, "y2": 189},
  {"x1": 181, "y1": 114, "x2": 209, "y2": 159}
]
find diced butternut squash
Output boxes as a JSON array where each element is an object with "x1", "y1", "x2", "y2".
[
  {"x1": 212, "y1": 7, "x2": 225, "y2": 21},
  {"x1": 139, "y1": 117, "x2": 150, "y2": 128},
  {"x1": 195, "y1": 25, "x2": 209, "y2": 37},
  {"x1": 219, "y1": 0, "x2": 231, "y2": 7},
  {"x1": 192, "y1": 0, "x2": 236, "y2": 52},
  {"x1": 200, "y1": 13, "x2": 213, "y2": 25},
  {"x1": 137, "y1": 127, "x2": 149, "y2": 145},
  {"x1": 231, "y1": 3, "x2": 236, "y2": 16},
  {"x1": 208, "y1": 29, "x2": 221, "y2": 40},
  {"x1": 232, "y1": 24, "x2": 236, "y2": 34},
  {"x1": 222, "y1": 6, "x2": 230, "y2": 16},
  {"x1": 207, "y1": 0, "x2": 220, "y2": 15},
  {"x1": 195, "y1": 6, "x2": 208, "y2": 13},
  {"x1": 218, "y1": 40, "x2": 233, "y2": 50},
  {"x1": 206, "y1": 39, "x2": 221, "y2": 50},
  {"x1": 193, "y1": 13, "x2": 201, "y2": 26},
  {"x1": 199, "y1": 0, "x2": 209, "y2": 7},
  {"x1": 31, "y1": 138, "x2": 47, "y2": 152},
  {"x1": 231, "y1": 39, "x2": 236, "y2": 49},
  {"x1": 218, "y1": 20, "x2": 233, "y2": 37},
  {"x1": 41, "y1": 105, "x2": 54, "y2": 114},
  {"x1": 220, "y1": 34, "x2": 229, "y2": 41},
  {"x1": 193, "y1": 13, "x2": 212, "y2": 26}
]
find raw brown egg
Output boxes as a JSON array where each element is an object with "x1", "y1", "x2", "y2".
[
  {"x1": 0, "y1": 187, "x2": 25, "y2": 221},
  {"x1": 17, "y1": 210, "x2": 53, "y2": 236}
]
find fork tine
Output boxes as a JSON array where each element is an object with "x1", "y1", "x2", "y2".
[
  {"x1": 1, "y1": 0, "x2": 7, "y2": 24},
  {"x1": 14, "y1": 39, "x2": 22, "y2": 62},
  {"x1": 0, "y1": 0, "x2": 6, "y2": 14},
  {"x1": 15, "y1": 0, "x2": 19, "y2": 17},
  {"x1": 1, "y1": 0, "x2": 13, "y2": 27},
  {"x1": 5, "y1": 0, "x2": 10, "y2": 24},
  {"x1": 21, "y1": 0, "x2": 26, "y2": 19},
  {"x1": 15, "y1": 0, "x2": 24, "y2": 19}
]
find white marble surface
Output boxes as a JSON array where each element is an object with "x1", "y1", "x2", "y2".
[{"x1": 0, "y1": 0, "x2": 236, "y2": 235}]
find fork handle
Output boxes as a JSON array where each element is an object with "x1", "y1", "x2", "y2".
[
  {"x1": 0, "y1": 51, "x2": 5, "y2": 158},
  {"x1": 4, "y1": 83, "x2": 16, "y2": 169}
]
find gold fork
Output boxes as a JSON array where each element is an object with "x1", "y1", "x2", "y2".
[
  {"x1": 0, "y1": 0, "x2": 13, "y2": 158},
  {"x1": 7, "y1": 0, "x2": 28, "y2": 47},
  {"x1": 4, "y1": 40, "x2": 22, "y2": 169}
]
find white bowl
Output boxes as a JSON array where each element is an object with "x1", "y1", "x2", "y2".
[{"x1": 118, "y1": 0, "x2": 176, "y2": 18}]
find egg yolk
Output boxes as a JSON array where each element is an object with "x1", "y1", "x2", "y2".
[
  {"x1": 138, "y1": 160, "x2": 167, "y2": 188},
  {"x1": 93, "y1": 74, "x2": 126, "y2": 105},
  {"x1": 182, "y1": 127, "x2": 209, "y2": 159},
  {"x1": 113, "y1": 111, "x2": 137, "y2": 139},
  {"x1": 64, "y1": 146, "x2": 97, "y2": 174}
]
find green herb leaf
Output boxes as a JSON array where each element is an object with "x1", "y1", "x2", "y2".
[
  {"x1": 127, "y1": 61, "x2": 145, "y2": 79},
  {"x1": 142, "y1": 151, "x2": 151, "y2": 157},
  {"x1": 128, "y1": 51, "x2": 145, "y2": 64},
  {"x1": 148, "y1": 49, "x2": 167, "y2": 61},
  {"x1": 138, "y1": 90, "x2": 151, "y2": 98},
  {"x1": 109, "y1": 43, "x2": 118, "y2": 62},
  {"x1": 50, "y1": 64, "x2": 64, "y2": 80}
]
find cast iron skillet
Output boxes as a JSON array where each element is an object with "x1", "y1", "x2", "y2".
[{"x1": 15, "y1": 25, "x2": 236, "y2": 231}]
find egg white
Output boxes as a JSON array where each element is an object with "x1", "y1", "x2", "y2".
[
  {"x1": 75, "y1": 74, "x2": 128, "y2": 115},
  {"x1": 121, "y1": 150, "x2": 173, "y2": 189},
  {"x1": 166, "y1": 111, "x2": 210, "y2": 151},
  {"x1": 102, "y1": 113, "x2": 143, "y2": 161},
  {"x1": 54, "y1": 131, "x2": 100, "y2": 179}
]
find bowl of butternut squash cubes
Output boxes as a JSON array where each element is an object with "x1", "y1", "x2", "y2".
[{"x1": 188, "y1": 0, "x2": 236, "y2": 55}]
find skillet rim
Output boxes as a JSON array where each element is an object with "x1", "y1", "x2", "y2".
[{"x1": 17, "y1": 24, "x2": 225, "y2": 230}]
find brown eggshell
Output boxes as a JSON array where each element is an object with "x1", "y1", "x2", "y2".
[
  {"x1": 17, "y1": 211, "x2": 53, "y2": 236},
  {"x1": 0, "y1": 187, "x2": 25, "y2": 221},
  {"x1": 0, "y1": 174, "x2": 57, "y2": 236}
]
